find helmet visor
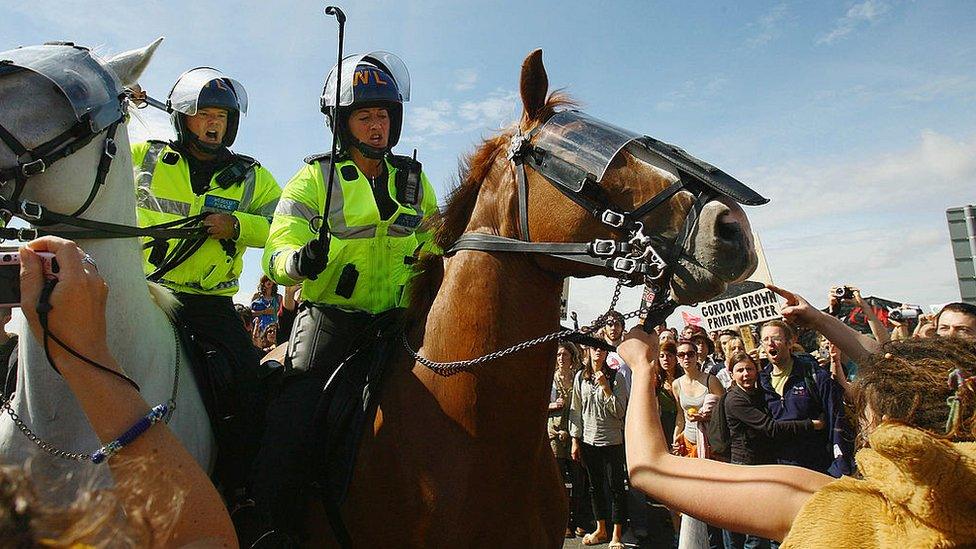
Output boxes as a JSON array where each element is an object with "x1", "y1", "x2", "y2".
[
  {"x1": 169, "y1": 67, "x2": 248, "y2": 116},
  {"x1": 323, "y1": 50, "x2": 410, "y2": 108},
  {"x1": 0, "y1": 44, "x2": 124, "y2": 133}
]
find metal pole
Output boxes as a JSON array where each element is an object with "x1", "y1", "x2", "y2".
[{"x1": 319, "y1": 5, "x2": 346, "y2": 245}]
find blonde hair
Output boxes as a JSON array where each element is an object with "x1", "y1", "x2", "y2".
[{"x1": 0, "y1": 456, "x2": 185, "y2": 547}]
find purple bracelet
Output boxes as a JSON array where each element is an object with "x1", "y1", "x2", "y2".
[{"x1": 91, "y1": 403, "x2": 169, "y2": 464}]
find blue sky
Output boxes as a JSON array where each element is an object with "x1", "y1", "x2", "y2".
[{"x1": 3, "y1": 0, "x2": 974, "y2": 327}]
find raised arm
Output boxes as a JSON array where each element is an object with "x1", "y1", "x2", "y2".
[
  {"x1": 767, "y1": 285, "x2": 880, "y2": 363},
  {"x1": 619, "y1": 328, "x2": 831, "y2": 542},
  {"x1": 20, "y1": 238, "x2": 236, "y2": 548},
  {"x1": 853, "y1": 289, "x2": 889, "y2": 345}
]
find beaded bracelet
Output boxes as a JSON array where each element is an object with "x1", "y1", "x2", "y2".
[{"x1": 91, "y1": 403, "x2": 169, "y2": 464}]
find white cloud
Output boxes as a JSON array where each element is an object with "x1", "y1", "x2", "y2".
[
  {"x1": 408, "y1": 90, "x2": 519, "y2": 137},
  {"x1": 453, "y1": 69, "x2": 478, "y2": 91},
  {"x1": 760, "y1": 224, "x2": 959, "y2": 311},
  {"x1": 741, "y1": 129, "x2": 975, "y2": 310},
  {"x1": 458, "y1": 90, "x2": 518, "y2": 125},
  {"x1": 410, "y1": 100, "x2": 458, "y2": 136},
  {"x1": 899, "y1": 75, "x2": 976, "y2": 103},
  {"x1": 746, "y1": 3, "x2": 789, "y2": 48},
  {"x1": 745, "y1": 129, "x2": 976, "y2": 229},
  {"x1": 818, "y1": 0, "x2": 890, "y2": 45}
]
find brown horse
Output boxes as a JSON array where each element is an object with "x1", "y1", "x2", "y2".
[{"x1": 318, "y1": 50, "x2": 761, "y2": 547}]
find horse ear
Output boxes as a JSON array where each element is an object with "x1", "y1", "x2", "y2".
[
  {"x1": 519, "y1": 49, "x2": 548, "y2": 123},
  {"x1": 105, "y1": 37, "x2": 164, "y2": 87}
]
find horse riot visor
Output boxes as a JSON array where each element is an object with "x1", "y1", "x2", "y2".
[
  {"x1": 448, "y1": 110, "x2": 768, "y2": 325},
  {"x1": 0, "y1": 43, "x2": 126, "y2": 230}
]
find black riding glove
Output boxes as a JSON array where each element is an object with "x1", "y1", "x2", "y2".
[{"x1": 292, "y1": 237, "x2": 330, "y2": 280}]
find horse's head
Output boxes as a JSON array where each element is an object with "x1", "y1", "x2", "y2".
[
  {"x1": 443, "y1": 50, "x2": 764, "y2": 305},
  {"x1": 0, "y1": 39, "x2": 161, "y2": 218}
]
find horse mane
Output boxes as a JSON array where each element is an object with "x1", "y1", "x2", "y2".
[{"x1": 404, "y1": 92, "x2": 577, "y2": 330}]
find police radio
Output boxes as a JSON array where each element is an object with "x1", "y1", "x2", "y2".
[{"x1": 394, "y1": 149, "x2": 421, "y2": 206}]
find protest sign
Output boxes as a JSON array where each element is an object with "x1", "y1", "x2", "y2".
[{"x1": 700, "y1": 288, "x2": 781, "y2": 331}]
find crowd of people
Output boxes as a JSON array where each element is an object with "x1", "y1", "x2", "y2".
[
  {"x1": 1, "y1": 41, "x2": 975, "y2": 548},
  {"x1": 548, "y1": 290, "x2": 976, "y2": 548}
]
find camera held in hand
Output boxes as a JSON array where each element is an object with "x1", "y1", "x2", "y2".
[
  {"x1": 831, "y1": 285, "x2": 855, "y2": 300},
  {"x1": 889, "y1": 305, "x2": 922, "y2": 323}
]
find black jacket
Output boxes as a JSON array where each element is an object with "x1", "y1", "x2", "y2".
[
  {"x1": 724, "y1": 384, "x2": 814, "y2": 465},
  {"x1": 759, "y1": 354, "x2": 855, "y2": 476}
]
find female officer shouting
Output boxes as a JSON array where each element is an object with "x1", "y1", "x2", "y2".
[{"x1": 252, "y1": 51, "x2": 439, "y2": 544}]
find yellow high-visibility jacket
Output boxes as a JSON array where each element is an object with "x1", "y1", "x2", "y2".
[
  {"x1": 264, "y1": 155, "x2": 438, "y2": 313},
  {"x1": 132, "y1": 140, "x2": 281, "y2": 295}
]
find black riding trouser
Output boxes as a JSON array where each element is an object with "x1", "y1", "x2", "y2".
[
  {"x1": 250, "y1": 304, "x2": 375, "y2": 541},
  {"x1": 175, "y1": 293, "x2": 265, "y2": 497}
]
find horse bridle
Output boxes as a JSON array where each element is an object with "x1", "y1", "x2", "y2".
[
  {"x1": 0, "y1": 43, "x2": 208, "y2": 245},
  {"x1": 0, "y1": 44, "x2": 190, "y2": 462},
  {"x1": 446, "y1": 115, "x2": 718, "y2": 327}
]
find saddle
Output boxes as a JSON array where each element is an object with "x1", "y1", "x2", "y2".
[{"x1": 307, "y1": 308, "x2": 402, "y2": 510}]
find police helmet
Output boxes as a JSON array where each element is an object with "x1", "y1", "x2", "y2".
[
  {"x1": 168, "y1": 67, "x2": 248, "y2": 150},
  {"x1": 321, "y1": 51, "x2": 410, "y2": 158}
]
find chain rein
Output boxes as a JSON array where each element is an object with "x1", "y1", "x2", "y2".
[
  {"x1": 403, "y1": 278, "x2": 651, "y2": 377},
  {"x1": 0, "y1": 324, "x2": 182, "y2": 462}
]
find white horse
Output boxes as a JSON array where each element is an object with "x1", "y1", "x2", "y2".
[{"x1": 0, "y1": 40, "x2": 213, "y2": 490}]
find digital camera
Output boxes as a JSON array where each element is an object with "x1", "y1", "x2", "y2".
[
  {"x1": 0, "y1": 250, "x2": 59, "y2": 307},
  {"x1": 889, "y1": 306, "x2": 922, "y2": 323},
  {"x1": 831, "y1": 285, "x2": 855, "y2": 300}
]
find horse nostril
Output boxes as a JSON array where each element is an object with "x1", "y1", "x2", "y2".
[{"x1": 716, "y1": 219, "x2": 742, "y2": 243}]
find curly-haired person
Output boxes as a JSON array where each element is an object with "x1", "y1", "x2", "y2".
[{"x1": 619, "y1": 291, "x2": 976, "y2": 547}]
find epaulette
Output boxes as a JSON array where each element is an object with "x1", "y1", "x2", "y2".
[
  {"x1": 304, "y1": 152, "x2": 332, "y2": 165},
  {"x1": 387, "y1": 153, "x2": 421, "y2": 172},
  {"x1": 230, "y1": 151, "x2": 261, "y2": 168}
]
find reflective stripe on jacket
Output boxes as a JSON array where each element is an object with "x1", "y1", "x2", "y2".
[
  {"x1": 264, "y1": 156, "x2": 439, "y2": 313},
  {"x1": 132, "y1": 141, "x2": 281, "y2": 296}
]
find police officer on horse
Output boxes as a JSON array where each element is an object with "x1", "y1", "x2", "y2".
[
  {"x1": 252, "y1": 51, "x2": 439, "y2": 544},
  {"x1": 131, "y1": 68, "x2": 281, "y2": 502}
]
